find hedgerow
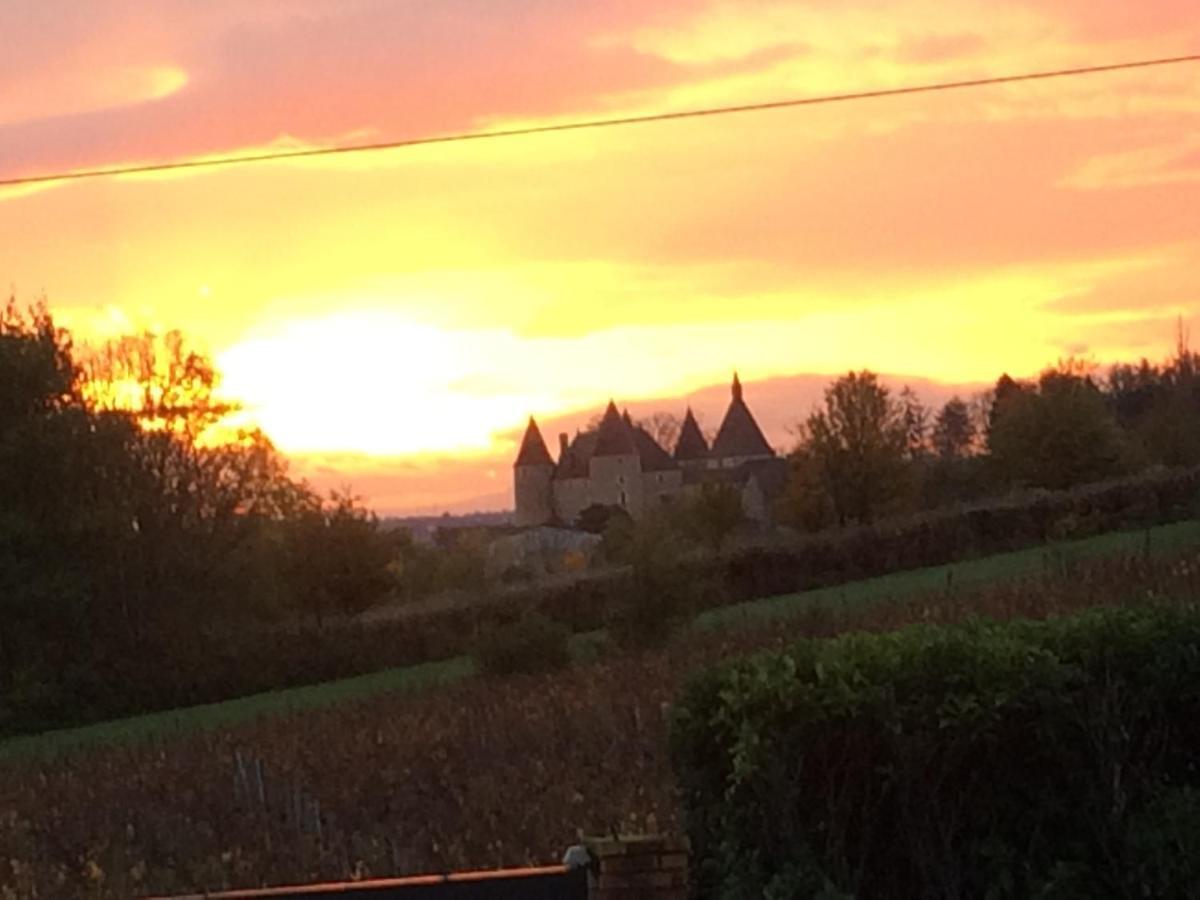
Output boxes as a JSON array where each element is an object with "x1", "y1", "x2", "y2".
[
  {"x1": 472, "y1": 613, "x2": 571, "y2": 676},
  {"x1": 4, "y1": 546, "x2": 1200, "y2": 897},
  {"x1": 4, "y1": 466, "x2": 1197, "y2": 739},
  {"x1": 670, "y1": 605, "x2": 1200, "y2": 899}
]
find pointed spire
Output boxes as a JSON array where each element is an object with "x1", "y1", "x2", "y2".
[
  {"x1": 712, "y1": 377, "x2": 774, "y2": 459},
  {"x1": 674, "y1": 406, "x2": 710, "y2": 461},
  {"x1": 514, "y1": 416, "x2": 554, "y2": 467},
  {"x1": 594, "y1": 400, "x2": 636, "y2": 456}
]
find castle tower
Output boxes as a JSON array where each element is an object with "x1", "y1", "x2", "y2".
[
  {"x1": 710, "y1": 373, "x2": 774, "y2": 467},
  {"x1": 514, "y1": 417, "x2": 555, "y2": 526},
  {"x1": 588, "y1": 400, "x2": 644, "y2": 516}
]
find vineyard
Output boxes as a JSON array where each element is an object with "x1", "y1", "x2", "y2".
[
  {"x1": 3, "y1": 543, "x2": 1200, "y2": 898},
  {"x1": 7, "y1": 520, "x2": 1198, "y2": 762}
]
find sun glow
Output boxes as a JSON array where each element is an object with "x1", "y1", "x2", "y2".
[{"x1": 217, "y1": 311, "x2": 545, "y2": 457}]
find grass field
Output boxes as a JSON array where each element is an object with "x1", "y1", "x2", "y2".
[
  {"x1": 5, "y1": 524, "x2": 1200, "y2": 898},
  {"x1": 696, "y1": 519, "x2": 1200, "y2": 628},
  {"x1": 5, "y1": 519, "x2": 1198, "y2": 761}
]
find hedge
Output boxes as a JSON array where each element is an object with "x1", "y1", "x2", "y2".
[
  {"x1": 7, "y1": 466, "x2": 1200, "y2": 737},
  {"x1": 669, "y1": 605, "x2": 1200, "y2": 899},
  {"x1": 520, "y1": 464, "x2": 1200, "y2": 633}
]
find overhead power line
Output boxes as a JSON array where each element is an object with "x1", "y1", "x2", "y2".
[{"x1": 3, "y1": 52, "x2": 1199, "y2": 188}]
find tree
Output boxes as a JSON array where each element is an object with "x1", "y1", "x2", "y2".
[
  {"x1": 0, "y1": 299, "x2": 412, "y2": 733},
  {"x1": 931, "y1": 397, "x2": 976, "y2": 460},
  {"x1": 988, "y1": 363, "x2": 1128, "y2": 490},
  {"x1": 80, "y1": 329, "x2": 235, "y2": 440},
  {"x1": 899, "y1": 387, "x2": 929, "y2": 460},
  {"x1": 676, "y1": 483, "x2": 745, "y2": 551},
  {"x1": 608, "y1": 510, "x2": 691, "y2": 649},
  {"x1": 637, "y1": 411, "x2": 682, "y2": 451},
  {"x1": 286, "y1": 492, "x2": 398, "y2": 627},
  {"x1": 0, "y1": 298, "x2": 78, "y2": 425},
  {"x1": 1106, "y1": 359, "x2": 1163, "y2": 430},
  {"x1": 578, "y1": 502, "x2": 631, "y2": 535},
  {"x1": 790, "y1": 371, "x2": 910, "y2": 526}
]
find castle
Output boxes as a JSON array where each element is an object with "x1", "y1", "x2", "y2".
[{"x1": 514, "y1": 375, "x2": 788, "y2": 527}]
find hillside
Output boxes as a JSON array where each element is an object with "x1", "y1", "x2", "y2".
[{"x1": 3, "y1": 530, "x2": 1199, "y2": 897}]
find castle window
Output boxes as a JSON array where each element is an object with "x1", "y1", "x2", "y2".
[{"x1": 619, "y1": 490, "x2": 628, "y2": 507}]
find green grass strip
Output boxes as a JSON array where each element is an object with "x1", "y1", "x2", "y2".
[
  {"x1": 5, "y1": 520, "x2": 1198, "y2": 761},
  {"x1": 694, "y1": 520, "x2": 1200, "y2": 630},
  {"x1": 0, "y1": 656, "x2": 475, "y2": 761}
]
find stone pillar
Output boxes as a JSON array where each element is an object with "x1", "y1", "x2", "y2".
[{"x1": 582, "y1": 834, "x2": 689, "y2": 899}]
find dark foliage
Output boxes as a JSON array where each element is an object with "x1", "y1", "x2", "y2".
[
  {"x1": 473, "y1": 613, "x2": 572, "y2": 676},
  {"x1": 671, "y1": 606, "x2": 1200, "y2": 899},
  {"x1": 6, "y1": 539, "x2": 1200, "y2": 897},
  {"x1": 0, "y1": 302, "x2": 397, "y2": 736}
]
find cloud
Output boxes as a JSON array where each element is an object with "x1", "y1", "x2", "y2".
[
  {"x1": 6, "y1": 0, "x2": 1200, "y2": 513},
  {"x1": 0, "y1": 0, "x2": 696, "y2": 180},
  {"x1": 1052, "y1": 314, "x2": 1193, "y2": 362},
  {"x1": 1062, "y1": 135, "x2": 1200, "y2": 190},
  {"x1": 1042, "y1": 245, "x2": 1200, "y2": 315},
  {"x1": 894, "y1": 32, "x2": 989, "y2": 65}
]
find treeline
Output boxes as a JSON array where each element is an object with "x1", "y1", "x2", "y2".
[
  {"x1": 0, "y1": 302, "x2": 403, "y2": 733},
  {"x1": 781, "y1": 330, "x2": 1200, "y2": 529},
  {"x1": 6, "y1": 298, "x2": 1200, "y2": 736}
]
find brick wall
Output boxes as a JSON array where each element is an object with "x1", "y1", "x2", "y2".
[{"x1": 583, "y1": 835, "x2": 689, "y2": 899}]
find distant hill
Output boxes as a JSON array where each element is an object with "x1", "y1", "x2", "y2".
[{"x1": 382, "y1": 510, "x2": 514, "y2": 542}]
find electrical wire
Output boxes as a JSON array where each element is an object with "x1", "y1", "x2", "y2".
[{"x1": 2, "y1": 52, "x2": 1198, "y2": 188}]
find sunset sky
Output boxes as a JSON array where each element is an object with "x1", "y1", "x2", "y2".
[{"x1": 2, "y1": 1, "x2": 1198, "y2": 513}]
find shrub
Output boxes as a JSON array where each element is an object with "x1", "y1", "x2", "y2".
[
  {"x1": 607, "y1": 514, "x2": 694, "y2": 651},
  {"x1": 670, "y1": 606, "x2": 1200, "y2": 899},
  {"x1": 8, "y1": 466, "x2": 1200, "y2": 739},
  {"x1": 473, "y1": 613, "x2": 571, "y2": 677}
]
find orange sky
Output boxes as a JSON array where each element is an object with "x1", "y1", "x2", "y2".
[{"x1": 2, "y1": 1, "x2": 1198, "y2": 513}]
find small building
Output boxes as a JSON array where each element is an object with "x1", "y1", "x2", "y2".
[{"x1": 514, "y1": 375, "x2": 788, "y2": 527}]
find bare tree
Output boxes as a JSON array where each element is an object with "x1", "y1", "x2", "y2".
[{"x1": 637, "y1": 411, "x2": 683, "y2": 450}]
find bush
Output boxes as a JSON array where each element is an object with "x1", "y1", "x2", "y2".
[
  {"x1": 7, "y1": 466, "x2": 1200, "y2": 739},
  {"x1": 473, "y1": 613, "x2": 571, "y2": 677},
  {"x1": 607, "y1": 513, "x2": 694, "y2": 651},
  {"x1": 670, "y1": 606, "x2": 1200, "y2": 899}
]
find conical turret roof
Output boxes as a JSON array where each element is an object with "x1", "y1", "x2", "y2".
[
  {"x1": 674, "y1": 407, "x2": 710, "y2": 461},
  {"x1": 711, "y1": 374, "x2": 774, "y2": 459},
  {"x1": 594, "y1": 400, "x2": 636, "y2": 456},
  {"x1": 631, "y1": 424, "x2": 677, "y2": 471},
  {"x1": 514, "y1": 417, "x2": 554, "y2": 467}
]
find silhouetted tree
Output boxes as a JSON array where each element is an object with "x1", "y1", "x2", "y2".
[
  {"x1": 789, "y1": 371, "x2": 910, "y2": 526},
  {"x1": 81, "y1": 329, "x2": 235, "y2": 440},
  {"x1": 637, "y1": 411, "x2": 683, "y2": 451},
  {"x1": 1105, "y1": 325, "x2": 1200, "y2": 467},
  {"x1": 0, "y1": 299, "x2": 399, "y2": 732},
  {"x1": 286, "y1": 492, "x2": 398, "y2": 627},
  {"x1": 676, "y1": 483, "x2": 745, "y2": 551},
  {"x1": 609, "y1": 510, "x2": 691, "y2": 649},
  {"x1": 578, "y1": 502, "x2": 630, "y2": 535},
  {"x1": 989, "y1": 362, "x2": 1128, "y2": 490},
  {"x1": 899, "y1": 387, "x2": 929, "y2": 460},
  {"x1": 932, "y1": 397, "x2": 976, "y2": 460}
]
